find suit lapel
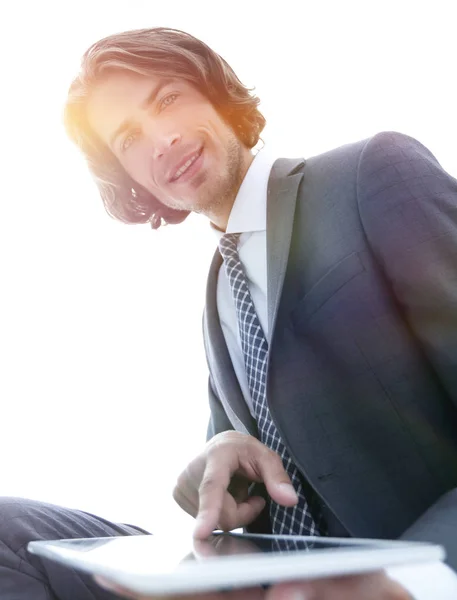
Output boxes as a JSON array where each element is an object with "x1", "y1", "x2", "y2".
[
  {"x1": 267, "y1": 158, "x2": 306, "y2": 336},
  {"x1": 203, "y1": 157, "x2": 305, "y2": 436},
  {"x1": 204, "y1": 249, "x2": 258, "y2": 435}
]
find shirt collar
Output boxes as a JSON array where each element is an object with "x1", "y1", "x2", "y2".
[{"x1": 211, "y1": 148, "x2": 278, "y2": 239}]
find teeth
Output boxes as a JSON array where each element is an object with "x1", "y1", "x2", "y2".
[{"x1": 173, "y1": 152, "x2": 199, "y2": 180}]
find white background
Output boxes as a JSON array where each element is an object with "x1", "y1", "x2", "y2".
[{"x1": 0, "y1": 0, "x2": 455, "y2": 534}]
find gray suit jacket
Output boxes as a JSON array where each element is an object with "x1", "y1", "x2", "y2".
[{"x1": 203, "y1": 132, "x2": 457, "y2": 568}]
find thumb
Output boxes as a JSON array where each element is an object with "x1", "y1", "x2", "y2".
[{"x1": 255, "y1": 452, "x2": 298, "y2": 507}]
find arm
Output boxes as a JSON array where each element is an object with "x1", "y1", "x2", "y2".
[
  {"x1": 206, "y1": 376, "x2": 234, "y2": 441},
  {"x1": 357, "y1": 131, "x2": 457, "y2": 568},
  {"x1": 398, "y1": 489, "x2": 457, "y2": 568},
  {"x1": 357, "y1": 131, "x2": 457, "y2": 403}
]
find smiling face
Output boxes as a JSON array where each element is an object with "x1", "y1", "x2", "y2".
[{"x1": 86, "y1": 70, "x2": 254, "y2": 229}]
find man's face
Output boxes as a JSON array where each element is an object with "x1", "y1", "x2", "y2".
[{"x1": 87, "y1": 70, "x2": 253, "y2": 226}]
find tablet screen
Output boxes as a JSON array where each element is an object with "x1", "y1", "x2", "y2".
[
  {"x1": 30, "y1": 533, "x2": 388, "y2": 575},
  {"x1": 28, "y1": 532, "x2": 444, "y2": 596}
]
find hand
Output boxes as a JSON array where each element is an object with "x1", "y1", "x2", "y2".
[
  {"x1": 172, "y1": 431, "x2": 299, "y2": 538},
  {"x1": 94, "y1": 576, "x2": 264, "y2": 599},
  {"x1": 95, "y1": 571, "x2": 411, "y2": 599},
  {"x1": 192, "y1": 533, "x2": 262, "y2": 558},
  {"x1": 265, "y1": 572, "x2": 412, "y2": 599}
]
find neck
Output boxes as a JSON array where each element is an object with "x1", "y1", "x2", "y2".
[{"x1": 209, "y1": 150, "x2": 255, "y2": 231}]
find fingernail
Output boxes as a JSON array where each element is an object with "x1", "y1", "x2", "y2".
[
  {"x1": 278, "y1": 483, "x2": 299, "y2": 501},
  {"x1": 193, "y1": 516, "x2": 208, "y2": 538}
]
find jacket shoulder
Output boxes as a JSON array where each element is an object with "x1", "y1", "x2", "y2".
[{"x1": 306, "y1": 131, "x2": 427, "y2": 166}]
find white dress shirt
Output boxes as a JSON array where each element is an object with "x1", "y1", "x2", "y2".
[
  {"x1": 211, "y1": 148, "x2": 457, "y2": 599},
  {"x1": 213, "y1": 148, "x2": 276, "y2": 416}
]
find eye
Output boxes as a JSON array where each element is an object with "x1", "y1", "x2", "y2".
[
  {"x1": 121, "y1": 131, "x2": 138, "y2": 152},
  {"x1": 159, "y1": 93, "x2": 179, "y2": 111}
]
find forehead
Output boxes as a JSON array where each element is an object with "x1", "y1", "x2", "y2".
[{"x1": 86, "y1": 70, "x2": 167, "y2": 146}]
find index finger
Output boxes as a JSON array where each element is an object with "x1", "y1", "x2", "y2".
[{"x1": 193, "y1": 456, "x2": 233, "y2": 539}]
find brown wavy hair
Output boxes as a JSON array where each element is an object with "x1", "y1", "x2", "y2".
[{"x1": 64, "y1": 27, "x2": 266, "y2": 229}]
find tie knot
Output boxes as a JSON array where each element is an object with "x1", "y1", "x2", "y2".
[{"x1": 218, "y1": 232, "x2": 241, "y2": 262}]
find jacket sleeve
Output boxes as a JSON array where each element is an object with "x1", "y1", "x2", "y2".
[
  {"x1": 203, "y1": 302, "x2": 235, "y2": 441},
  {"x1": 357, "y1": 131, "x2": 457, "y2": 404},
  {"x1": 206, "y1": 375, "x2": 234, "y2": 441},
  {"x1": 357, "y1": 131, "x2": 457, "y2": 569}
]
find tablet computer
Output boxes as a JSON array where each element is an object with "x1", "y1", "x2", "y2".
[{"x1": 28, "y1": 532, "x2": 444, "y2": 596}]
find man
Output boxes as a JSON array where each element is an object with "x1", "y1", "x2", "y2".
[{"x1": 1, "y1": 26, "x2": 456, "y2": 600}]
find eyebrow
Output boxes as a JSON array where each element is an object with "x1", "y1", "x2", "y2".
[{"x1": 109, "y1": 79, "x2": 172, "y2": 148}]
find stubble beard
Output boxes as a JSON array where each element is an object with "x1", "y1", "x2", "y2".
[
  {"x1": 196, "y1": 135, "x2": 245, "y2": 220},
  {"x1": 166, "y1": 134, "x2": 246, "y2": 220}
]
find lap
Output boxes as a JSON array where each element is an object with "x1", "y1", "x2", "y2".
[{"x1": 0, "y1": 496, "x2": 150, "y2": 600}]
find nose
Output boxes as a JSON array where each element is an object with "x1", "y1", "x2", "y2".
[{"x1": 147, "y1": 126, "x2": 181, "y2": 160}]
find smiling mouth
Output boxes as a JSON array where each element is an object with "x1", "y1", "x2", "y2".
[{"x1": 170, "y1": 147, "x2": 203, "y2": 182}]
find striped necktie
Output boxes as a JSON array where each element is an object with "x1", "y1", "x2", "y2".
[{"x1": 219, "y1": 232, "x2": 323, "y2": 535}]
